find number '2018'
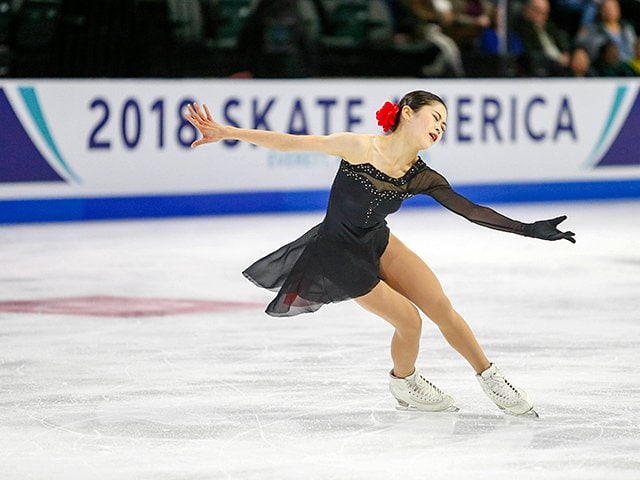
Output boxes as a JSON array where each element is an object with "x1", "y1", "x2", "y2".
[{"x1": 88, "y1": 97, "x2": 197, "y2": 150}]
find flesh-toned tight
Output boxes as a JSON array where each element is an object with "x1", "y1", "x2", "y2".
[{"x1": 354, "y1": 233, "x2": 491, "y2": 378}]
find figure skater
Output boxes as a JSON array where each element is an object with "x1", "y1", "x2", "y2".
[{"x1": 184, "y1": 91, "x2": 575, "y2": 416}]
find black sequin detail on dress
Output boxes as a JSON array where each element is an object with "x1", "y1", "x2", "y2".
[{"x1": 243, "y1": 158, "x2": 527, "y2": 317}]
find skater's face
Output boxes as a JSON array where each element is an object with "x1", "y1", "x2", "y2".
[{"x1": 403, "y1": 103, "x2": 447, "y2": 149}]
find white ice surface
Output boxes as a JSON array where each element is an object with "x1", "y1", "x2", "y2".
[{"x1": 0, "y1": 200, "x2": 639, "y2": 480}]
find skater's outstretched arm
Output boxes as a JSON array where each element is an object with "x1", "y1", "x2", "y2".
[
  {"x1": 184, "y1": 102, "x2": 364, "y2": 158},
  {"x1": 432, "y1": 188, "x2": 576, "y2": 243},
  {"x1": 416, "y1": 169, "x2": 576, "y2": 243},
  {"x1": 431, "y1": 186, "x2": 576, "y2": 243}
]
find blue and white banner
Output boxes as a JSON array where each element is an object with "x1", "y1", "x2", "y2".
[{"x1": 1, "y1": 79, "x2": 639, "y2": 222}]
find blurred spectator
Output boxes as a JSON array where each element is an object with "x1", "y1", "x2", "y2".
[
  {"x1": 477, "y1": 3, "x2": 525, "y2": 56},
  {"x1": 168, "y1": 0, "x2": 204, "y2": 44},
  {"x1": 576, "y1": 0, "x2": 637, "y2": 64},
  {"x1": 401, "y1": 0, "x2": 466, "y2": 76},
  {"x1": 630, "y1": 38, "x2": 640, "y2": 75},
  {"x1": 515, "y1": 0, "x2": 571, "y2": 76},
  {"x1": 568, "y1": 46, "x2": 598, "y2": 76},
  {"x1": 368, "y1": 0, "x2": 399, "y2": 45},
  {"x1": 594, "y1": 40, "x2": 638, "y2": 75},
  {"x1": 238, "y1": 0, "x2": 321, "y2": 77},
  {"x1": 444, "y1": 0, "x2": 494, "y2": 51}
]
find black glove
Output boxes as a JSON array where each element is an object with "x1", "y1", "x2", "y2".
[{"x1": 524, "y1": 215, "x2": 576, "y2": 243}]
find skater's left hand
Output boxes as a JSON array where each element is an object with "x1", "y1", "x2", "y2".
[{"x1": 525, "y1": 216, "x2": 576, "y2": 243}]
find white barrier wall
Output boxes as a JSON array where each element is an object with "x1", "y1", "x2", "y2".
[{"x1": 1, "y1": 79, "x2": 639, "y2": 222}]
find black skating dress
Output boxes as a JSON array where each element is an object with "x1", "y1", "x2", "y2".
[{"x1": 243, "y1": 158, "x2": 529, "y2": 317}]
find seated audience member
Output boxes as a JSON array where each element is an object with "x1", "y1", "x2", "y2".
[
  {"x1": 402, "y1": 0, "x2": 466, "y2": 76},
  {"x1": 568, "y1": 46, "x2": 598, "y2": 76},
  {"x1": 594, "y1": 40, "x2": 638, "y2": 76},
  {"x1": 444, "y1": 0, "x2": 494, "y2": 51},
  {"x1": 577, "y1": 0, "x2": 637, "y2": 64},
  {"x1": 515, "y1": 0, "x2": 571, "y2": 76},
  {"x1": 477, "y1": 4, "x2": 524, "y2": 56},
  {"x1": 237, "y1": 0, "x2": 321, "y2": 77}
]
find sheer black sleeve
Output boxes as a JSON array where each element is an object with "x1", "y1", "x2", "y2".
[{"x1": 413, "y1": 167, "x2": 529, "y2": 236}]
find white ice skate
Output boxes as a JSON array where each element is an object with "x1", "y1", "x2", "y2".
[
  {"x1": 389, "y1": 369, "x2": 459, "y2": 412},
  {"x1": 476, "y1": 364, "x2": 538, "y2": 417}
]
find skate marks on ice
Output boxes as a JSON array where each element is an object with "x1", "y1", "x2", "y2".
[
  {"x1": 3, "y1": 322, "x2": 635, "y2": 480},
  {"x1": 212, "y1": 398, "x2": 639, "y2": 479},
  {"x1": 1, "y1": 201, "x2": 639, "y2": 479},
  {"x1": 1, "y1": 375, "x2": 637, "y2": 480}
]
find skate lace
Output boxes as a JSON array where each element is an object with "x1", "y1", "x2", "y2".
[
  {"x1": 487, "y1": 372, "x2": 522, "y2": 405},
  {"x1": 408, "y1": 373, "x2": 445, "y2": 402}
]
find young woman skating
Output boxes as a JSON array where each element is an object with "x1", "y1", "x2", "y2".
[{"x1": 185, "y1": 90, "x2": 575, "y2": 416}]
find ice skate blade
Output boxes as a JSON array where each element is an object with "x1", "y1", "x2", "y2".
[
  {"x1": 500, "y1": 406, "x2": 539, "y2": 418},
  {"x1": 395, "y1": 400, "x2": 460, "y2": 413}
]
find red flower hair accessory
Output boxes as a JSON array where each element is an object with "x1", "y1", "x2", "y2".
[{"x1": 376, "y1": 101, "x2": 400, "y2": 132}]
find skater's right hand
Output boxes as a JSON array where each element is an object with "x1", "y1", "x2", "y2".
[
  {"x1": 184, "y1": 103, "x2": 225, "y2": 148},
  {"x1": 525, "y1": 216, "x2": 576, "y2": 243}
]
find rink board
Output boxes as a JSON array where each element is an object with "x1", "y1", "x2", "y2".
[{"x1": 1, "y1": 78, "x2": 639, "y2": 223}]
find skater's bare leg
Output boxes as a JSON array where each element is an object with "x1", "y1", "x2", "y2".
[
  {"x1": 380, "y1": 233, "x2": 491, "y2": 374},
  {"x1": 355, "y1": 281, "x2": 456, "y2": 411},
  {"x1": 355, "y1": 281, "x2": 422, "y2": 378}
]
